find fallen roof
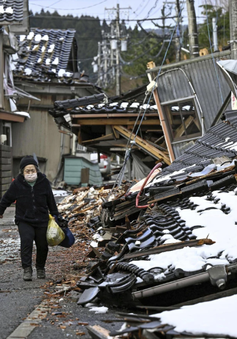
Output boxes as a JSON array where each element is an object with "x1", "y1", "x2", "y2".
[
  {"x1": 57, "y1": 109, "x2": 237, "y2": 338},
  {"x1": 49, "y1": 88, "x2": 169, "y2": 163}
]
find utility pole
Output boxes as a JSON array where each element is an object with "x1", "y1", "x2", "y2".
[
  {"x1": 230, "y1": 0, "x2": 237, "y2": 59},
  {"x1": 105, "y1": 4, "x2": 131, "y2": 96},
  {"x1": 161, "y1": 4, "x2": 166, "y2": 37},
  {"x1": 110, "y1": 23, "x2": 115, "y2": 84},
  {"x1": 212, "y1": 17, "x2": 218, "y2": 52},
  {"x1": 93, "y1": 4, "x2": 130, "y2": 92},
  {"x1": 165, "y1": 1, "x2": 184, "y2": 61},
  {"x1": 186, "y1": 0, "x2": 199, "y2": 58},
  {"x1": 102, "y1": 40, "x2": 108, "y2": 88},
  {"x1": 175, "y1": 0, "x2": 181, "y2": 62},
  {"x1": 115, "y1": 4, "x2": 121, "y2": 96},
  {"x1": 97, "y1": 42, "x2": 102, "y2": 87}
]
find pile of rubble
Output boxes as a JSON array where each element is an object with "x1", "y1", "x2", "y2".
[
  {"x1": 62, "y1": 159, "x2": 237, "y2": 339},
  {"x1": 50, "y1": 164, "x2": 237, "y2": 338},
  {"x1": 57, "y1": 184, "x2": 128, "y2": 226},
  {"x1": 44, "y1": 114, "x2": 237, "y2": 338}
]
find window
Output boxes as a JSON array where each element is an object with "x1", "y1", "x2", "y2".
[
  {"x1": 2, "y1": 122, "x2": 12, "y2": 147},
  {"x1": 164, "y1": 99, "x2": 201, "y2": 142}
]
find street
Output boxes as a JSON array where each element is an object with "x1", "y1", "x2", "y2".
[{"x1": 0, "y1": 207, "x2": 122, "y2": 339}]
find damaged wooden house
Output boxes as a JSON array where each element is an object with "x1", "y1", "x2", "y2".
[
  {"x1": 72, "y1": 109, "x2": 237, "y2": 339},
  {"x1": 49, "y1": 49, "x2": 232, "y2": 182},
  {"x1": 51, "y1": 40, "x2": 237, "y2": 338}
]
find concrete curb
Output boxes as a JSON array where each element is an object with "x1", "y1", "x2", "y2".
[{"x1": 6, "y1": 300, "x2": 50, "y2": 339}]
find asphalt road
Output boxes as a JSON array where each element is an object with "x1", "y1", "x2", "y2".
[{"x1": 0, "y1": 207, "x2": 123, "y2": 339}]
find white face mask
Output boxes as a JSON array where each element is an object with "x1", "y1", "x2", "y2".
[{"x1": 24, "y1": 173, "x2": 37, "y2": 182}]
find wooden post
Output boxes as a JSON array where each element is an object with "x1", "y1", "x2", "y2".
[{"x1": 152, "y1": 90, "x2": 175, "y2": 162}]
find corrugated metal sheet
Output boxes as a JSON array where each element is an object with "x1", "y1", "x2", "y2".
[{"x1": 154, "y1": 51, "x2": 231, "y2": 131}]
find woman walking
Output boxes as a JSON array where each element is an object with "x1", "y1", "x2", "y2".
[{"x1": 0, "y1": 156, "x2": 59, "y2": 281}]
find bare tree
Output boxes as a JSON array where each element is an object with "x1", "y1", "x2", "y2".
[{"x1": 201, "y1": 0, "x2": 229, "y2": 12}]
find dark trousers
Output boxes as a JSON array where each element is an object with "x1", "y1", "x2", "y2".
[{"x1": 18, "y1": 221, "x2": 48, "y2": 269}]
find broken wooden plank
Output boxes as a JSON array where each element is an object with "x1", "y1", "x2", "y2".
[
  {"x1": 114, "y1": 125, "x2": 171, "y2": 164},
  {"x1": 82, "y1": 133, "x2": 114, "y2": 144},
  {"x1": 122, "y1": 238, "x2": 215, "y2": 260}
]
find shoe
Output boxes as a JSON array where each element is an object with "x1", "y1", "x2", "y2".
[
  {"x1": 37, "y1": 268, "x2": 45, "y2": 279},
  {"x1": 23, "y1": 267, "x2": 32, "y2": 281}
]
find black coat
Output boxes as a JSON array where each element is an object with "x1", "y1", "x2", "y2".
[{"x1": 0, "y1": 172, "x2": 58, "y2": 226}]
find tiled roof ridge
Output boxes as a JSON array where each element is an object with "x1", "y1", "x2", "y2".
[
  {"x1": 53, "y1": 93, "x2": 107, "y2": 111},
  {"x1": 29, "y1": 27, "x2": 76, "y2": 33}
]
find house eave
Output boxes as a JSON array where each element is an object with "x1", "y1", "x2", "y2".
[
  {"x1": 0, "y1": 111, "x2": 27, "y2": 123},
  {"x1": 146, "y1": 50, "x2": 231, "y2": 74}
]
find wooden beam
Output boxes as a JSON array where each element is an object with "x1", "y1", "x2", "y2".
[
  {"x1": 71, "y1": 118, "x2": 160, "y2": 126},
  {"x1": 112, "y1": 126, "x2": 120, "y2": 139},
  {"x1": 71, "y1": 113, "x2": 159, "y2": 118},
  {"x1": 82, "y1": 133, "x2": 114, "y2": 144},
  {"x1": 78, "y1": 129, "x2": 82, "y2": 144},
  {"x1": 174, "y1": 115, "x2": 199, "y2": 139},
  {"x1": 58, "y1": 130, "x2": 72, "y2": 136},
  {"x1": 114, "y1": 125, "x2": 171, "y2": 165},
  {"x1": 152, "y1": 90, "x2": 175, "y2": 162},
  {"x1": 0, "y1": 112, "x2": 25, "y2": 123},
  {"x1": 122, "y1": 238, "x2": 214, "y2": 260}
]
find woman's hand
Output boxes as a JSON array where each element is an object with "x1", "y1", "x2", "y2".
[{"x1": 0, "y1": 215, "x2": 3, "y2": 218}]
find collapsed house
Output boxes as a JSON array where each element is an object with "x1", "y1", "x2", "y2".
[
  {"x1": 49, "y1": 50, "x2": 232, "y2": 183},
  {"x1": 57, "y1": 110, "x2": 237, "y2": 338}
]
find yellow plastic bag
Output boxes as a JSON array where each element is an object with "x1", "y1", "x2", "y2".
[{"x1": 46, "y1": 214, "x2": 65, "y2": 246}]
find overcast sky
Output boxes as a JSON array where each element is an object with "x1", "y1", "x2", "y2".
[{"x1": 29, "y1": 0, "x2": 206, "y2": 29}]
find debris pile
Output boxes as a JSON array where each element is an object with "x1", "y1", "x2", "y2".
[
  {"x1": 68, "y1": 159, "x2": 237, "y2": 338},
  {"x1": 57, "y1": 185, "x2": 127, "y2": 226},
  {"x1": 48, "y1": 116, "x2": 237, "y2": 338}
]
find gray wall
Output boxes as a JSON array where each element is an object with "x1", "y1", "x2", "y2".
[{"x1": 12, "y1": 109, "x2": 71, "y2": 182}]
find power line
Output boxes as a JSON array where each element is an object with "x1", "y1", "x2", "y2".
[
  {"x1": 29, "y1": 0, "x2": 107, "y2": 11},
  {"x1": 29, "y1": 14, "x2": 179, "y2": 22},
  {"x1": 135, "y1": 0, "x2": 152, "y2": 18}
]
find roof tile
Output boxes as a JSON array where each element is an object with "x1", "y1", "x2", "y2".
[{"x1": 0, "y1": 0, "x2": 24, "y2": 23}]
